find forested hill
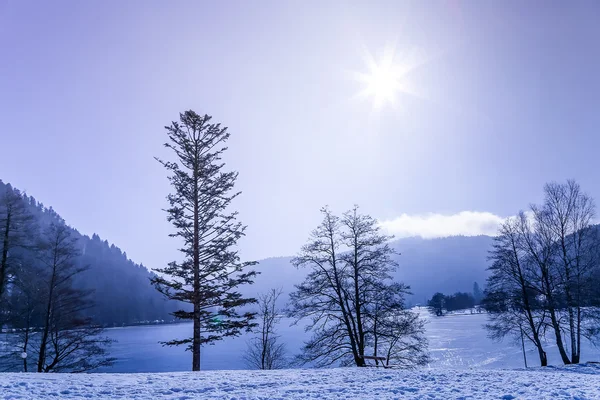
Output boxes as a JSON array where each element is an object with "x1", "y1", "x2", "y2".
[{"x1": 0, "y1": 179, "x2": 178, "y2": 326}]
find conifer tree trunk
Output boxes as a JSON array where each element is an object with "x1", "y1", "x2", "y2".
[{"x1": 192, "y1": 166, "x2": 201, "y2": 371}]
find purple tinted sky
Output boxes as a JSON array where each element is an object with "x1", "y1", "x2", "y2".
[{"x1": 1, "y1": 0, "x2": 600, "y2": 267}]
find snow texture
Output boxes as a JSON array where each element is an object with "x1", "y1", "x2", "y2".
[{"x1": 1, "y1": 364, "x2": 599, "y2": 399}]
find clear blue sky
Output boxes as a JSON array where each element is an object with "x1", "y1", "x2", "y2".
[{"x1": 1, "y1": 0, "x2": 600, "y2": 268}]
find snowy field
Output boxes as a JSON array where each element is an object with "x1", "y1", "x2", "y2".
[{"x1": 1, "y1": 364, "x2": 600, "y2": 399}]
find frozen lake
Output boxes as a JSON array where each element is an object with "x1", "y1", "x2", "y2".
[{"x1": 98, "y1": 308, "x2": 600, "y2": 372}]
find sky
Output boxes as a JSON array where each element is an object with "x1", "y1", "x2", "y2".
[{"x1": 1, "y1": 0, "x2": 600, "y2": 268}]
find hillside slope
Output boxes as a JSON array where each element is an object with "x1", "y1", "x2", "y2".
[{"x1": 0, "y1": 179, "x2": 178, "y2": 326}]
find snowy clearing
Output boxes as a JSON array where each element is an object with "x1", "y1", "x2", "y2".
[{"x1": 1, "y1": 364, "x2": 600, "y2": 399}]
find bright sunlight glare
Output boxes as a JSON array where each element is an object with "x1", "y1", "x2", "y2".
[{"x1": 353, "y1": 44, "x2": 420, "y2": 111}]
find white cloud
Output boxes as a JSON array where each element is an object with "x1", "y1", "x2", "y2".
[{"x1": 378, "y1": 211, "x2": 505, "y2": 239}]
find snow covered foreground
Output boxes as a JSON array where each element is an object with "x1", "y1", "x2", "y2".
[{"x1": 2, "y1": 365, "x2": 600, "y2": 400}]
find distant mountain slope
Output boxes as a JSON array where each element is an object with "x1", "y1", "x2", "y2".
[
  {"x1": 2, "y1": 178, "x2": 494, "y2": 325},
  {"x1": 391, "y1": 235, "x2": 492, "y2": 304},
  {"x1": 0, "y1": 179, "x2": 179, "y2": 326},
  {"x1": 246, "y1": 235, "x2": 493, "y2": 307}
]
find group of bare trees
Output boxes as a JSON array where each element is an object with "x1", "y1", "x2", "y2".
[
  {"x1": 484, "y1": 180, "x2": 600, "y2": 366},
  {"x1": 0, "y1": 188, "x2": 113, "y2": 372},
  {"x1": 285, "y1": 206, "x2": 428, "y2": 368}
]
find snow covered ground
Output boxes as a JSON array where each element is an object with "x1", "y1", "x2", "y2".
[
  {"x1": 3, "y1": 310, "x2": 600, "y2": 399},
  {"x1": 1, "y1": 364, "x2": 600, "y2": 399}
]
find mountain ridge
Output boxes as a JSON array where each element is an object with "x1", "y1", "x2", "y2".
[
  {"x1": 2, "y1": 178, "x2": 494, "y2": 323},
  {"x1": 247, "y1": 235, "x2": 493, "y2": 306}
]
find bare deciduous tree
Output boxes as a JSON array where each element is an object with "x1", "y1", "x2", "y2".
[
  {"x1": 244, "y1": 288, "x2": 287, "y2": 370},
  {"x1": 484, "y1": 180, "x2": 600, "y2": 365},
  {"x1": 484, "y1": 214, "x2": 548, "y2": 366},
  {"x1": 539, "y1": 180, "x2": 597, "y2": 364},
  {"x1": 35, "y1": 223, "x2": 114, "y2": 372},
  {"x1": 1, "y1": 223, "x2": 114, "y2": 373},
  {"x1": 369, "y1": 283, "x2": 429, "y2": 368},
  {"x1": 288, "y1": 206, "x2": 428, "y2": 368},
  {"x1": 0, "y1": 257, "x2": 43, "y2": 372},
  {"x1": 288, "y1": 207, "x2": 355, "y2": 367}
]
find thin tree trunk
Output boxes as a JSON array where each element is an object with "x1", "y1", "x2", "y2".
[
  {"x1": 565, "y1": 272, "x2": 577, "y2": 363},
  {"x1": 514, "y1": 240, "x2": 547, "y2": 367},
  {"x1": 575, "y1": 305, "x2": 582, "y2": 364},
  {"x1": 547, "y1": 306, "x2": 571, "y2": 364},
  {"x1": 337, "y1": 283, "x2": 361, "y2": 365},
  {"x1": 0, "y1": 211, "x2": 11, "y2": 302},
  {"x1": 329, "y1": 232, "x2": 362, "y2": 367},
  {"x1": 568, "y1": 305, "x2": 577, "y2": 363},
  {"x1": 537, "y1": 345, "x2": 547, "y2": 367},
  {"x1": 373, "y1": 309, "x2": 379, "y2": 366},
  {"x1": 561, "y1": 238, "x2": 578, "y2": 363},
  {"x1": 524, "y1": 307, "x2": 547, "y2": 366},
  {"x1": 542, "y1": 271, "x2": 571, "y2": 364},
  {"x1": 23, "y1": 325, "x2": 29, "y2": 372},
  {"x1": 38, "y1": 262, "x2": 57, "y2": 372},
  {"x1": 520, "y1": 327, "x2": 528, "y2": 368},
  {"x1": 353, "y1": 238, "x2": 365, "y2": 362},
  {"x1": 261, "y1": 310, "x2": 268, "y2": 369}
]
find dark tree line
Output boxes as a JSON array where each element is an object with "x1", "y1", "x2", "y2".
[
  {"x1": 287, "y1": 206, "x2": 429, "y2": 368},
  {"x1": 78, "y1": 233, "x2": 180, "y2": 326},
  {"x1": 483, "y1": 180, "x2": 600, "y2": 366},
  {"x1": 427, "y1": 291, "x2": 477, "y2": 316}
]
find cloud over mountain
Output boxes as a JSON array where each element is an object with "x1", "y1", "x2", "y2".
[{"x1": 379, "y1": 211, "x2": 505, "y2": 239}]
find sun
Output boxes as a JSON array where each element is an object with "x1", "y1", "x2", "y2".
[
  {"x1": 353, "y1": 44, "x2": 419, "y2": 111},
  {"x1": 361, "y1": 62, "x2": 402, "y2": 109}
]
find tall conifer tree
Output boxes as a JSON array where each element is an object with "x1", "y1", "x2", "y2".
[{"x1": 152, "y1": 110, "x2": 258, "y2": 371}]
